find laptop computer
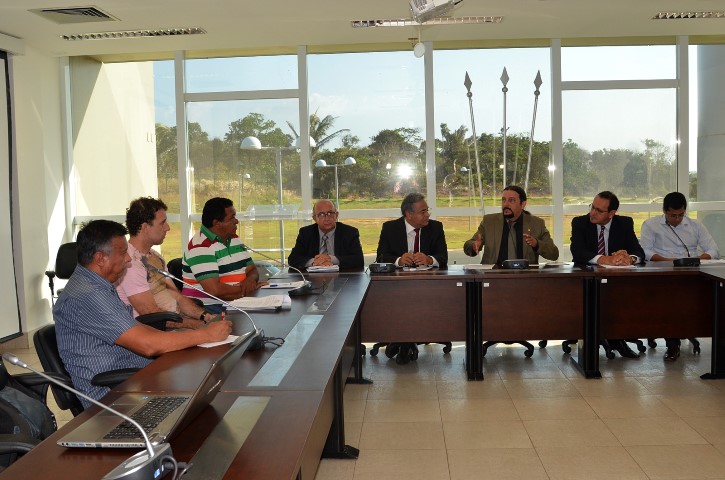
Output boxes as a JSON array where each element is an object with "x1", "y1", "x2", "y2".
[{"x1": 58, "y1": 328, "x2": 259, "y2": 449}]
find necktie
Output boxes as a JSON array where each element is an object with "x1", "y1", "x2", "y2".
[
  {"x1": 597, "y1": 225, "x2": 605, "y2": 255},
  {"x1": 320, "y1": 234, "x2": 329, "y2": 255},
  {"x1": 413, "y1": 228, "x2": 420, "y2": 253}
]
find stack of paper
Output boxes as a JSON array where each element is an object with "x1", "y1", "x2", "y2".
[
  {"x1": 464, "y1": 264, "x2": 494, "y2": 271},
  {"x1": 307, "y1": 265, "x2": 340, "y2": 272},
  {"x1": 229, "y1": 294, "x2": 292, "y2": 311},
  {"x1": 261, "y1": 281, "x2": 307, "y2": 289}
]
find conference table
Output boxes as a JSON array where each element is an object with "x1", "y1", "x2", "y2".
[
  {"x1": 2, "y1": 272, "x2": 369, "y2": 480},
  {"x1": 6, "y1": 263, "x2": 725, "y2": 479},
  {"x1": 360, "y1": 263, "x2": 725, "y2": 381}
]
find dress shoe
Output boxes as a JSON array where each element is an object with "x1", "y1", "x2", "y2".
[
  {"x1": 396, "y1": 344, "x2": 411, "y2": 365},
  {"x1": 664, "y1": 345, "x2": 680, "y2": 361},
  {"x1": 613, "y1": 340, "x2": 640, "y2": 359}
]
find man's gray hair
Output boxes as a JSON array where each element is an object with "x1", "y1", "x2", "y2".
[{"x1": 401, "y1": 192, "x2": 424, "y2": 215}]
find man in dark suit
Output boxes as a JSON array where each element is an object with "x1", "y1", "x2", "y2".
[
  {"x1": 376, "y1": 192, "x2": 449, "y2": 364},
  {"x1": 288, "y1": 200, "x2": 364, "y2": 270},
  {"x1": 571, "y1": 190, "x2": 645, "y2": 358}
]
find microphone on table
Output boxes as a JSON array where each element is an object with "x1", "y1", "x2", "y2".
[
  {"x1": 139, "y1": 257, "x2": 264, "y2": 349},
  {"x1": 238, "y1": 243, "x2": 313, "y2": 296},
  {"x1": 2, "y1": 352, "x2": 175, "y2": 480}
]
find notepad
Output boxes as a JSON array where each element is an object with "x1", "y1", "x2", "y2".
[{"x1": 464, "y1": 264, "x2": 495, "y2": 271}]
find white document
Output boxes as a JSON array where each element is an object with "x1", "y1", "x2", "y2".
[
  {"x1": 261, "y1": 280, "x2": 306, "y2": 289},
  {"x1": 464, "y1": 264, "x2": 495, "y2": 271},
  {"x1": 199, "y1": 335, "x2": 238, "y2": 348},
  {"x1": 229, "y1": 294, "x2": 291, "y2": 311},
  {"x1": 307, "y1": 265, "x2": 340, "y2": 272},
  {"x1": 598, "y1": 264, "x2": 636, "y2": 269},
  {"x1": 402, "y1": 265, "x2": 434, "y2": 271},
  {"x1": 701, "y1": 259, "x2": 725, "y2": 265}
]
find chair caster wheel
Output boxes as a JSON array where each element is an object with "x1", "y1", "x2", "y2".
[
  {"x1": 648, "y1": 339, "x2": 657, "y2": 348},
  {"x1": 637, "y1": 344, "x2": 647, "y2": 353},
  {"x1": 384, "y1": 344, "x2": 398, "y2": 358},
  {"x1": 524, "y1": 348, "x2": 533, "y2": 358},
  {"x1": 443, "y1": 345, "x2": 452, "y2": 354},
  {"x1": 694, "y1": 346, "x2": 701, "y2": 355},
  {"x1": 606, "y1": 351, "x2": 615, "y2": 359},
  {"x1": 370, "y1": 346, "x2": 379, "y2": 357},
  {"x1": 562, "y1": 344, "x2": 572, "y2": 354},
  {"x1": 538, "y1": 340, "x2": 547, "y2": 348}
]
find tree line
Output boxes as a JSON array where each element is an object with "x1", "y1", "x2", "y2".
[{"x1": 156, "y1": 112, "x2": 679, "y2": 202}]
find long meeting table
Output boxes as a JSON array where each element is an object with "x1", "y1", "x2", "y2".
[{"x1": 5, "y1": 263, "x2": 725, "y2": 479}]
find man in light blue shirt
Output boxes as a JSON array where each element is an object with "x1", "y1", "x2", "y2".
[{"x1": 640, "y1": 191, "x2": 720, "y2": 361}]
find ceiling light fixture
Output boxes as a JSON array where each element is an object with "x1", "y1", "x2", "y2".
[
  {"x1": 61, "y1": 27, "x2": 206, "y2": 41},
  {"x1": 351, "y1": 16, "x2": 502, "y2": 28},
  {"x1": 652, "y1": 11, "x2": 725, "y2": 20}
]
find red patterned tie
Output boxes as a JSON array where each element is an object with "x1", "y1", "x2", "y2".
[
  {"x1": 413, "y1": 228, "x2": 420, "y2": 253},
  {"x1": 597, "y1": 225, "x2": 605, "y2": 255}
]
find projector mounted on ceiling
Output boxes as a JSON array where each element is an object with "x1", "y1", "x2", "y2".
[{"x1": 409, "y1": 0, "x2": 463, "y2": 24}]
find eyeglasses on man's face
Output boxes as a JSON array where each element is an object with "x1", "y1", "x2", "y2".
[
  {"x1": 414, "y1": 208, "x2": 431, "y2": 215},
  {"x1": 666, "y1": 212, "x2": 685, "y2": 219},
  {"x1": 589, "y1": 204, "x2": 609, "y2": 215},
  {"x1": 315, "y1": 211, "x2": 338, "y2": 219}
]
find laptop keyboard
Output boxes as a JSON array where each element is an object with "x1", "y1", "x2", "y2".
[{"x1": 104, "y1": 396, "x2": 188, "y2": 439}]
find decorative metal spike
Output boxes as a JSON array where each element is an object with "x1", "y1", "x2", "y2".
[
  {"x1": 534, "y1": 70, "x2": 543, "y2": 95},
  {"x1": 500, "y1": 67, "x2": 509, "y2": 86},
  {"x1": 464, "y1": 72, "x2": 472, "y2": 93}
]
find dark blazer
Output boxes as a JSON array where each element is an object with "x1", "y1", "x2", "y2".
[
  {"x1": 376, "y1": 217, "x2": 448, "y2": 267},
  {"x1": 287, "y1": 222, "x2": 364, "y2": 269},
  {"x1": 570, "y1": 214, "x2": 645, "y2": 264}
]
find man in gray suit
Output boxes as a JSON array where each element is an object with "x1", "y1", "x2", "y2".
[{"x1": 463, "y1": 185, "x2": 559, "y2": 265}]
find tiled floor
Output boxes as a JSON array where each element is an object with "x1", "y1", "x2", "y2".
[
  {"x1": 5, "y1": 339, "x2": 725, "y2": 479},
  {"x1": 316, "y1": 340, "x2": 725, "y2": 480}
]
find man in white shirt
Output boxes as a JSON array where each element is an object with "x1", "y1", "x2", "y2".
[{"x1": 640, "y1": 191, "x2": 720, "y2": 361}]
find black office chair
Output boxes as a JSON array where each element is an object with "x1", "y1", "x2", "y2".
[
  {"x1": 539, "y1": 339, "x2": 646, "y2": 358},
  {"x1": 44, "y1": 242, "x2": 78, "y2": 305},
  {"x1": 166, "y1": 257, "x2": 184, "y2": 292},
  {"x1": 368, "y1": 341, "x2": 453, "y2": 364},
  {"x1": 33, "y1": 325, "x2": 143, "y2": 416},
  {"x1": 647, "y1": 338, "x2": 701, "y2": 354},
  {"x1": 0, "y1": 362, "x2": 57, "y2": 472},
  {"x1": 482, "y1": 340, "x2": 535, "y2": 358}
]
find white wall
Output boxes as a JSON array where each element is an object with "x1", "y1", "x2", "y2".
[
  {"x1": 11, "y1": 47, "x2": 65, "y2": 333},
  {"x1": 71, "y1": 58, "x2": 158, "y2": 216}
]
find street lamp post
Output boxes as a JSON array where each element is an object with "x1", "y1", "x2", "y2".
[
  {"x1": 241, "y1": 136, "x2": 303, "y2": 265},
  {"x1": 314, "y1": 157, "x2": 356, "y2": 209},
  {"x1": 461, "y1": 166, "x2": 473, "y2": 230},
  {"x1": 238, "y1": 172, "x2": 250, "y2": 208}
]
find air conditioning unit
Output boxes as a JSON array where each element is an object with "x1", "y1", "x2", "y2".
[{"x1": 409, "y1": 0, "x2": 463, "y2": 24}]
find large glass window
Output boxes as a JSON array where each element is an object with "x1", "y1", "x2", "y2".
[
  {"x1": 308, "y1": 51, "x2": 425, "y2": 209},
  {"x1": 562, "y1": 89, "x2": 677, "y2": 203},
  {"x1": 562, "y1": 45, "x2": 676, "y2": 81},
  {"x1": 185, "y1": 55, "x2": 298, "y2": 92},
  {"x1": 433, "y1": 48, "x2": 552, "y2": 210}
]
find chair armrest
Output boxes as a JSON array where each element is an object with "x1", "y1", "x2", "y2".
[
  {"x1": 0, "y1": 433, "x2": 40, "y2": 455},
  {"x1": 91, "y1": 368, "x2": 140, "y2": 389},
  {"x1": 136, "y1": 312, "x2": 183, "y2": 331}
]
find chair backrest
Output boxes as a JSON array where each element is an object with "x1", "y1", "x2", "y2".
[
  {"x1": 166, "y1": 257, "x2": 184, "y2": 292},
  {"x1": 54, "y1": 242, "x2": 78, "y2": 280},
  {"x1": 32, "y1": 325, "x2": 84, "y2": 417}
]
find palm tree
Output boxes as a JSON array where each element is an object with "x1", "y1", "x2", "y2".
[{"x1": 287, "y1": 109, "x2": 349, "y2": 155}]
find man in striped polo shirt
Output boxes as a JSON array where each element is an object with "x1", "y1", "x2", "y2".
[{"x1": 182, "y1": 197, "x2": 264, "y2": 303}]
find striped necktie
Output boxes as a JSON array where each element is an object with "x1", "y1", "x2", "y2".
[
  {"x1": 597, "y1": 225, "x2": 606, "y2": 255},
  {"x1": 413, "y1": 228, "x2": 420, "y2": 253},
  {"x1": 320, "y1": 234, "x2": 329, "y2": 255}
]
